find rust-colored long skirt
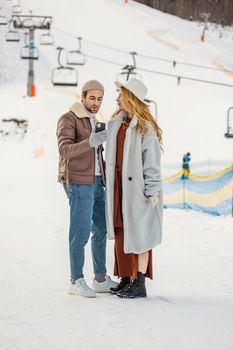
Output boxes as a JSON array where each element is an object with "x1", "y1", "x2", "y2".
[{"x1": 113, "y1": 117, "x2": 153, "y2": 280}]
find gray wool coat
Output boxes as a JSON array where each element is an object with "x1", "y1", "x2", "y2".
[{"x1": 105, "y1": 112, "x2": 163, "y2": 254}]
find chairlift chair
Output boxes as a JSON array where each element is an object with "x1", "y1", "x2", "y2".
[
  {"x1": 144, "y1": 98, "x2": 158, "y2": 120},
  {"x1": 20, "y1": 45, "x2": 39, "y2": 59},
  {"x1": 6, "y1": 29, "x2": 20, "y2": 42},
  {"x1": 116, "y1": 51, "x2": 142, "y2": 83},
  {"x1": 0, "y1": 15, "x2": 7, "y2": 25},
  {"x1": 225, "y1": 107, "x2": 233, "y2": 138},
  {"x1": 52, "y1": 67, "x2": 78, "y2": 86},
  {"x1": 67, "y1": 51, "x2": 86, "y2": 65},
  {"x1": 12, "y1": 5, "x2": 22, "y2": 14},
  {"x1": 225, "y1": 128, "x2": 233, "y2": 138},
  {"x1": 52, "y1": 47, "x2": 78, "y2": 86},
  {"x1": 67, "y1": 37, "x2": 86, "y2": 66},
  {"x1": 116, "y1": 65, "x2": 142, "y2": 84},
  {"x1": 5, "y1": 19, "x2": 20, "y2": 42},
  {"x1": 40, "y1": 31, "x2": 54, "y2": 45}
]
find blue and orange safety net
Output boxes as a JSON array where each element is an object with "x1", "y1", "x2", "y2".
[{"x1": 163, "y1": 165, "x2": 233, "y2": 216}]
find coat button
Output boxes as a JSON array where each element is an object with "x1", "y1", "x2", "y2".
[{"x1": 128, "y1": 177, "x2": 132, "y2": 181}]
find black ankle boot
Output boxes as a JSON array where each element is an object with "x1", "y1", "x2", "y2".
[
  {"x1": 117, "y1": 272, "x2": 147, "y2": 299},
  {"x1": 108, "y1": 277, "x2": 131, "y2": 295}
]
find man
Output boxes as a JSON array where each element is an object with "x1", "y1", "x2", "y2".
[
  {"x1": 181, "y1": 152, "x2": 191, "y2": 180},
  {"x1": 57, "y1": 80, "x2": 117, "y2": 297}
]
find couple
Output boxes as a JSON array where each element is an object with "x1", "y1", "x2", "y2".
[{"x1": 56, "y1": 78, "x2": 163, "y2": 299}]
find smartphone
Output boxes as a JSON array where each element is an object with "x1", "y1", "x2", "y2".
[{"x1": 95, "y1": 122, "x2": 106, "y2": 133}]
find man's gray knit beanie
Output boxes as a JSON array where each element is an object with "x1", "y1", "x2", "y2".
[{"x1": 82, "y1": 80, "x2": 104, "y2": 93}]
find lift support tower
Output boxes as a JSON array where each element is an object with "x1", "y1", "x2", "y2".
[{"x1": 12, "y1": 13, "x2": 52, "y2": 96}]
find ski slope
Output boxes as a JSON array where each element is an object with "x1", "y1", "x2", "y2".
[
  {"x1": 1, "y1": 0, "x2": 233, "y2": 166},
  {"x1": 0, "y1": 1, "x2": 233, "y2": 349}
]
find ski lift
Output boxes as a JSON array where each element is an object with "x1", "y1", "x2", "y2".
[
  {"x1": 20, "y1": 45, "x2": 39, "y2": 59},
  {"x1": 144, "y1": 98, "x2": 158, "y2": 121},
  {"x1": 0, "y1": 15, "x2": 7, "y2": 25},
  {"x1": 22, "y1": 17, "x2": 34, "y2": 28},
  {"x1": 5, "y1": 20, "x2": 20, "y2": 42},
  {"x1": 40, "y1": 31, "x2": 54, "y2": 45},
  {"x1": 116, "y1": 52, "x2": 142, "y2": 83},
  {"x1": 116, "y1": 66, "x2": 142, "y2": 83},
  {"x1": 12, "y1": 5, "x2": 22, "y2": 14},
  {"x1": 52, "y1": 47, "x2": 78, "y2": 86},
  {"x1": 225, "y1": 107, "x2": 233, "y2": 138},
  {"x1": 67, "y1": 37, "x2": 86, "y2": 65},
  {"x1": 6, "y1": 29, "x2": 20, "y2": 42},
  {"x1": 20, "y1": 23, "x2": 38, "y2": 60}
]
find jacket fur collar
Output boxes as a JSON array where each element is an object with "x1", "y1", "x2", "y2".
[
  {"x1": 70, "y1": 102, "x2": 91, "y2": 119},
  {"x1": 108, "y1": 111, "x2": 138, "y2": 128}
]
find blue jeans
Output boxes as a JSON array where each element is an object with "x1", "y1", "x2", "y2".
[{"x1": 63, "y1": 176, "x2": 107, "y2": 280}]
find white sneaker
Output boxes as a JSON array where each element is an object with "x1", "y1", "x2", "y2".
[
  {"x1": 68, "y1": 278, "x2": 96, "y2": 298},
  {"x1": 92, "y1": 275, "x2": 119, "y2": 293}
]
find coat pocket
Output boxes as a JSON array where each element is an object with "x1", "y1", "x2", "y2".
[{"x1": 69, "y1": 152, "x2": 92, "y2": 173}]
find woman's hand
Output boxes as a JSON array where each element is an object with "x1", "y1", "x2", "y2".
[
  {"x1": 89, "y1": 129, "x2": 107, "y2": 148},
  {"x1": 147, "y1": 195, "x2": 159, "y2": 207}
]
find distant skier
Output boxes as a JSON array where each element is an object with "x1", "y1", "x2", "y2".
[{"x1": 181, "y1": 152, "x2": 191, "y2": 180}]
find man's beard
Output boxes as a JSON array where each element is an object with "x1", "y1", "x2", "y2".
[{"x1": 85, "y1": 105, "x2": 98, "y2": 113}]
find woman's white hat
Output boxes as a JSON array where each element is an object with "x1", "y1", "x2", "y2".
[{"x1": 115, "y1": 78, "x2": 149, "y2": 105}]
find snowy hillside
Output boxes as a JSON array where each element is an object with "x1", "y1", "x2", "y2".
[
  {"x1": 1, "y1": 0, "x2": 233, "y2": 165},
  {"x1": 0, "y1": 1, "x2": 233, "y2": 350}
]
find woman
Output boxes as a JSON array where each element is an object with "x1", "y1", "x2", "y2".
[{"x1": 105, "y1": 78, "x2": 163, "y2": 299}]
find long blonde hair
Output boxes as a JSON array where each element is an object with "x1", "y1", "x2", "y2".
[{"x1": 113, "y1": 87, "x2": 162, "y2": 145}]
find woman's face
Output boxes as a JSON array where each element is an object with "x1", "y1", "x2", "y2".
[{"x1": 116, "y1": 93, "x2": 126, "y2": 110}]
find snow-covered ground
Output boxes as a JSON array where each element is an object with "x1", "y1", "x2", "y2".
[{"x1": 0, "y1": 1, "x2": 233, "y2": 349}]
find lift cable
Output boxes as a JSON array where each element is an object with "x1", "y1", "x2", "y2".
[
  {"x1": 83, "y1": 39, "x2": 127, "y2": 54},
  {"x1": 85, "y1": 53, "x2": 233, "y2": 88},
  {"x1": 52, "y1": 26, "x2": 233, "y2": 75},
  {"x1": 139, "y1": 53, "x2": 233, "y2": 74},
  {"x1": 53, "y1": 26, "x2": 76, "y2": 39},
  {"x1": 85, "y1": 54, "x2": 123, "y2": 67},
  {"x1": 137, "y1": 67, "x2": 233, "y2": 88}
]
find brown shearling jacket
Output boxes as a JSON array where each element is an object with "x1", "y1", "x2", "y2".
[{"x1": 56, "y1": 103, "x2": 106, "y2": 185}]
